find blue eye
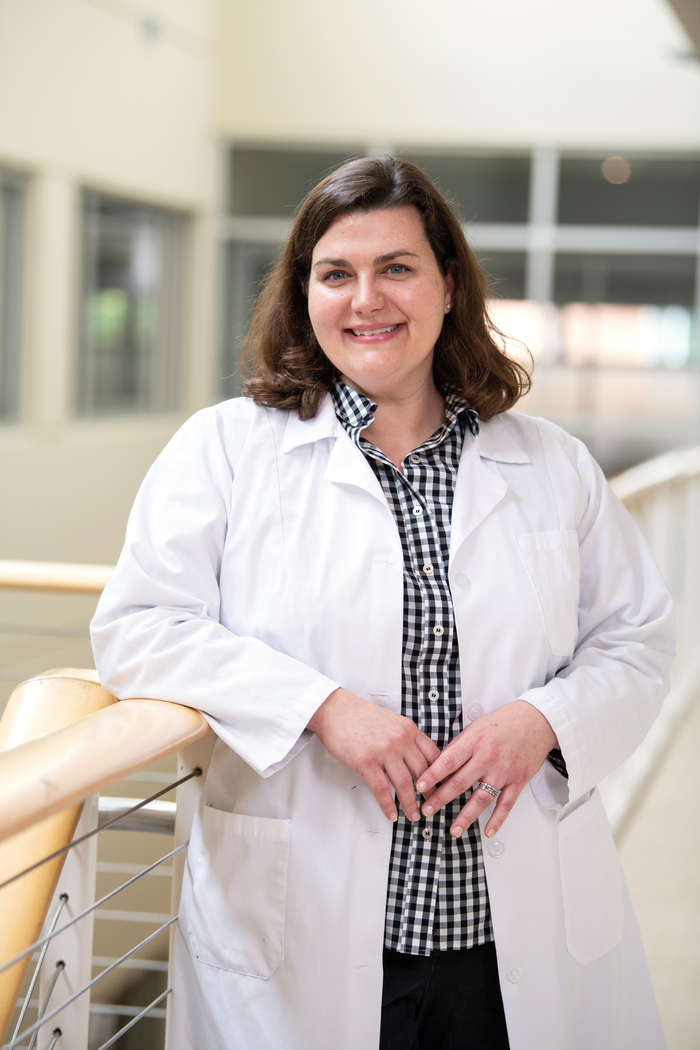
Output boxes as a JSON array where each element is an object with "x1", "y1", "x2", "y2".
[
  {"x1": 326, "y1": 271, "x2": 348, "y2": 282},
  {"x1": 387, "y1": 264, "x2": 407, "y2": 275}
]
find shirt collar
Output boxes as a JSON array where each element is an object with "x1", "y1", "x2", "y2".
[{"x1": 331, "y1": 378, "x2": 479, "y2": 441}]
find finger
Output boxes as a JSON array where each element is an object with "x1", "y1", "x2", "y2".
[
  {"x1": 416, "y1": 735, "x2": 472, "y2": 795},
  {"x1": 413, "y1": 732, "x2": 442, "y2": 770},
  {"x1": 449, "y1": 786, "x2": 500, "y2": 838},
  {"x1": 384, "y1": 757, "x2": 421, "y2": 821},
  {"x1": 362, "y1": 765, "x2": 400, "y2": 822},
  {"x1": 483, "y1": 786, "x2": 520, "y2": 839},
  {"x1": 420, "y1": 760, "x2": 479, "y2": 817}
]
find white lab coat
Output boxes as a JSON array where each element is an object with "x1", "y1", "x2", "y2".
[{"x1": 91, "y1": 394, "x2": 674, "y2": 1050}]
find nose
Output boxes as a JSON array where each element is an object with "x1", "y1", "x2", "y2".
[{"x1": 351, "y1": 274, "x2": 384, "y2": 314}]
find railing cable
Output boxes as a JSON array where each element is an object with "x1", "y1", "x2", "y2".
[
  {"x1": 0, "y1": 767, "x2": 201, "y2": 892},
  {"x1": 0, "y1": 842, "x2": 187, "y2": 978},
  {"x1": 93, "y1": 988, "x2": 172, "y2": 1050},
  {"x1": 46, "y1": 1031, "x2": 61, "y2": 1050},
  {"x1": 3, "y1": 918, "x2": 178, "y2": 1049},
  {"x1": 25, "y1": 960, "x2": 64, "y2": 1050},
  {"x1": 11, "y1": 895, "x2": 68, "y2": 1043}
]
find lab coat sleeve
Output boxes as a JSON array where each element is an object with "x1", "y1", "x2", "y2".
[
  {"x1": 90, "y1": 406, "x2": 340, "y2": 778},
  {"x1": 520, "y1": 436, "x2": 675, "y2": 807}
]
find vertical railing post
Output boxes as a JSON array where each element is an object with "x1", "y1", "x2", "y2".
[
  {"x1": 37, "y1": 795, "x2": 98, "y2": 1050},
  {"x1": 164, "y1": 734, "x2": 214, "y2": 1046}
]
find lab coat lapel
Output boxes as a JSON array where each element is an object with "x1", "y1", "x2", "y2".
[
  {"x1": 283, "y1": 393, "x2": 389, "y2": 508},
  {"x1": 450, "y1": 415, "x2": 530, "y2": 560}
]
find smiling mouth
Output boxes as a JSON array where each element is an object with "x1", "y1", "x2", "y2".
[{"x1": 349, "y1": 324, "x2": 401, "y2": 336}]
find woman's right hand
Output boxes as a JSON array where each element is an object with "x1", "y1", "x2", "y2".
[{"x1": 308, "y1": 688, "x2": 441, "y2": 822}]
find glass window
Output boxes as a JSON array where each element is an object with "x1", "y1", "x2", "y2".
[
  {"x1": 554, "y1": 253, "x2": 696, "y2": 307},
  {"x1": 221, "y1": 241, "x2": 281, "y2": 399},
  {"x1": 400, "y1": 154, "x2": 530, "y2": 223},
  {"x1": 474, "y1": 251, "x2": 526, "y2": 300},
  {"x1": 230, "y1": 149, "x2": 357, "y2": 216},
  {"x1": 0, "y1": 170, "x2": 25, "y2": 420},
  {"x1": 79, "y1": 193, "x2": 187, "y2": 415},
  {"x1": 554, "y1": 253, "x2": 697, "y2": 368},
  {"x1": 558, "y1": 157, "x2": 700, "y2": 226}
]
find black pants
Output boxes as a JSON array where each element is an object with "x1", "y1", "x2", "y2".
[{"x1": 379, "y1": 943, "x2": 511, "y2": 1050}]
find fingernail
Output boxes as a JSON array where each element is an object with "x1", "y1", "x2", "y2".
[
  {"x1": 417, "y1": 780, "x2": 427, "y2": 791},
  {"x1": 411, "y1": 811, "x2": 420, "y2": 822},
  {"x1": 423, "y1": 804, "x2": 434, "y2": 816},
  {"x1": 451, "y1": 825, "x2": 463, "y2": 838},
  {"x1": 487, "y1": 828, "x2": 495, "y2": 838},
  {"x1": 390, "y1": 811, "x2": 398, "y2": 822}
]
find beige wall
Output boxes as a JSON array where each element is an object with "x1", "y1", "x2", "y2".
[
  {"x1": 215, "y1": 0, "x2": 700, "y2": 150},
  {"x1": 0, "y1": 0, "x2": 217, "y2": 563}
]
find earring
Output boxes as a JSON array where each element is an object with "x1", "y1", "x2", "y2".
[{"x1": 445, "y1": 303, "x2": 451, "y2": 312}]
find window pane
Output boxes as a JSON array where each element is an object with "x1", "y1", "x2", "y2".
[
  {"x1": 474, "y1": 251, "x2": 526, "y2": 299},
  {"x1": 230, "y1": 149, "x2": 356, "y2": 216},
  {"x1": 79, "y1": 193, "x2": 187, "y2": 415},
  {"x1": 401, "y1": 154, "x2": 530, "y2": 223},
  {"x1": 554, "y1": 253, "x2": 696, "y2": 306},
  {"x1": 558, "y1": 157, "x2": 700, "y2": 226},
  {"x1": 554, "y1": 253, "x2": 697, "y2": 368},
  {"x1": 0, "y1": 171, "x2": 25, "y2": 419},
  {"x1": 221, "y1": 241, "x2": 281, "y2": 399}
]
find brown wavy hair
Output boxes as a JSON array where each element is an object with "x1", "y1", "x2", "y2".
[{"x1": 242, "y1": 155, "x2": 530, "y2": 420}]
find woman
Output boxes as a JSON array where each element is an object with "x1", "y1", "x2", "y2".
[{"x1": 91, "y1": 156, "x2": 674, "y2": 1050}]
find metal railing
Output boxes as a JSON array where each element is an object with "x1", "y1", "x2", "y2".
[{"x1": 0, "y1": 444, "x2": 699, "y2": 1045}]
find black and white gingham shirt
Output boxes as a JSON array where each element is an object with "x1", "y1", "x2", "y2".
[{"x1": 331, "y1": 379, "x2": 493, "y2": 956}]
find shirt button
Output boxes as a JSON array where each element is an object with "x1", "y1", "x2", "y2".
[
  {"x1": 467, "y1": 703, "x2": 483, "y2": 720},
  {"x1": 454, "y1": 573, "x2": 470, "y2": 588},
  {"x1": 433, "y1": 624, "x2": 444, "y2": 636},
  {"x1": 428, "y1": 689, "x2": 440, "y2": 702},
  {"x1": 423, "y1": 564, "x2": 434, "y2": 575},
  {"x1": 488, "y1": 840, "x2": 505, "y2": 858},
  {"x1": 412, "y1": 505, "x2": 423, "y2": 516},
  {"x1": 409, "y1": 454, "x2": 421, "y2": 464},
  {"x1": 507, "y1": 966, "x2": 524, "y2": 984},
  {"x1": 422, "y1": 826, "x2": 433, "y2": 840}
]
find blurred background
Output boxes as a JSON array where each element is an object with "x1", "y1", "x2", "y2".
[{"x1": 0, "y1": 0, "x2": 699, "y2": 1047}]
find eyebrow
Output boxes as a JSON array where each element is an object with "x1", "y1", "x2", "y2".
[{"x1": 313, "y1": 250, "x2": 420, "y2": 270}]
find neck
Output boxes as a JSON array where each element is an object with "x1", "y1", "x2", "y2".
[{"x1": 344, "y1": 375, "x2": 445, "y2": 470}]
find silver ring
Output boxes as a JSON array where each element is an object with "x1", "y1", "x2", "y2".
[{"x1": 475, "y1": 781, "x2": 501, "y2": 799}]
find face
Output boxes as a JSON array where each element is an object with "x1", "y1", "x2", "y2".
[{"x1": 307, "y1": 206, "x2": 453, "y2": 400}]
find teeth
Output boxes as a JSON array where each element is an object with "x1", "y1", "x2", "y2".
[{"x1": 351, "y1": 325, "x2": 399, "y2": 336}]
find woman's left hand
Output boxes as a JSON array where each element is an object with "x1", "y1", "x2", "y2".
[{"x1": 415, "y1": 700, "x2": 558, "y2": 840}]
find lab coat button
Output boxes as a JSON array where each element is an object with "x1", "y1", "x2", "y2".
[
  {"x1": 488, "y1": 840, "x2": 505, "y2": 858},
  {"x1": 423, "y1": 564, "x2": 434, "y2": 575},
  {"x1": 454, "y1": 573, "x2": 470, "y2": 588},
  {"x1": 422, "y1": 826, "x2": 433, "y2": 840},
  {"x1": 413, "y1": 505, "x2": 423, "y2": 516},
  {"x1": 433, "y1": 624, "x2": 444, "y2": 636},
  {"x1": 409, "y1": 454, "x2": 421, "y2": 464},
  {"x1": 467, "y1": 703, "x2": 483, "y2": 720},
  {"x1": 428, "y1": 689, "x2": 440, "y2": 702},
  {"x1": 507, "y1": 966, "x2": 523, "y2": 983}
]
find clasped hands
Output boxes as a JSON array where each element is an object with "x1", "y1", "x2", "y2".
[{"x1": 307, "y1": 688, "x2": 557, "y2": 839}]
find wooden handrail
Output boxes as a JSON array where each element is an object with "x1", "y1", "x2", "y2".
[
  {"x1": 0, "y1": 697, "x2": 210, "y2": 844},
  {"x1": 0, "y1": 672, "x2": 210, "y2": 1043},
  {"x1": 0, "y1": 671, "x2": 118, "y2": 1042},
  {"x1": 0, "y1": 559, "x2": 114, "y2": 593}
]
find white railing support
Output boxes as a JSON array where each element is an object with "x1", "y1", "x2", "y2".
[
  {"x1": 165, "y1": 735, "x2": 215, "y2": 1046},
  {"x1": 37, "y1": 797, "x2": 98, "y2": 1050}
]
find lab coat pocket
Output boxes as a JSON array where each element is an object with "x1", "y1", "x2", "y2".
[
  {"x1": 188, "y1": 805, "x2": 291, "y2": 979},
  {"x1": 516, "y1": 530, "x2": 580, "y2": 656},
  {"x1": 557, "y1": 789, "x2": 624, "y2": 965}
]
